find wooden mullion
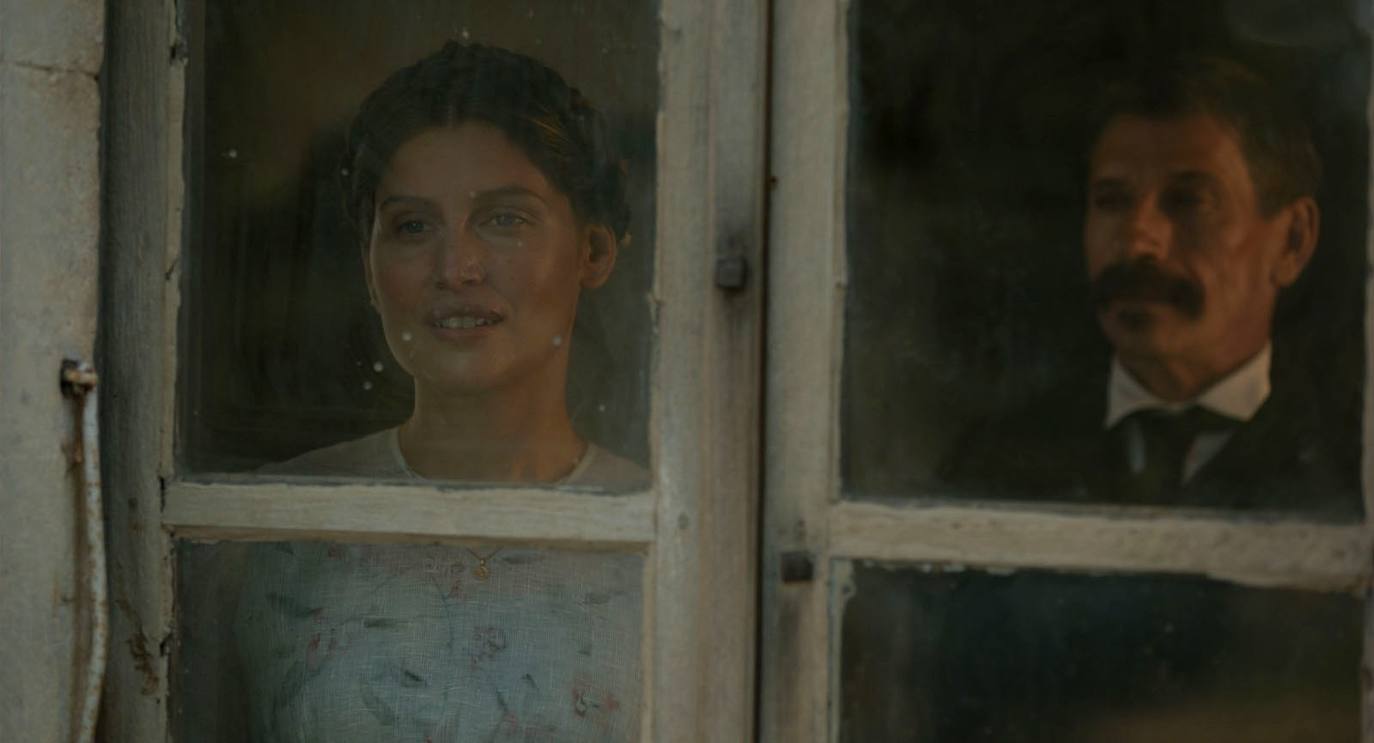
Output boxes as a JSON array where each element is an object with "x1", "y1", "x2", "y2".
[
  {"x1": 101, "y1": 0, "x2": 185, "y2": 740},
  {"x1": 829, "y1": 500, "x2": 1370, "y2": 591},
  {"x1": 164, "y1": 481, "x2": 654, "y2": 546},
  {"x1": 760, "y1": 1, "x2": 850, "y2": 741},
  {"x1": 649, "y1": 0, "x2": 767, "y2": 740}
]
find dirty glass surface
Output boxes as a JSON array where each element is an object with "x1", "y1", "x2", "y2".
[
  {"x1": 175, "y1": 540, "x2": 643, "y2": 742},
  {"x1": 180, "y1": 1, "x2": 657, "y2": 484},
  {"x1": 841, "y1": 0, "x2": 1367, "y2": 517},
  {"x1": 838, "y1": 563, "x2": 1361, "y2": 743}
]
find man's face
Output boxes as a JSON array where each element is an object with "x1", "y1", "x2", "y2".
[{"x1": 1084, "y1": 113, "x2": 1312, "y2": 382}]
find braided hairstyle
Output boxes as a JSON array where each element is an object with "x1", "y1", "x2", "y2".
[{"x1": 342, "y1": 42, "x2": 630, "y2": 248}]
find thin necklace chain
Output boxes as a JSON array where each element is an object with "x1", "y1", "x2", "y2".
[{"x1": 465, "y1": 546, "x2": 503, "y2": 581}]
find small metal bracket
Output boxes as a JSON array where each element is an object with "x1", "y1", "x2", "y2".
[
  {"x1": 61, "y1": 358, "x2": 99, "y2": 397},
  {"x1": 780, "y1": 550, "x2": 815, "y2": 583},
  {"x1": 714, "y1": 255, "x2": 749, "y2": 291}
]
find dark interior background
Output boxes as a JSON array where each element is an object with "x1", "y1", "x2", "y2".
[
  {"x1": 842, "y1": 0, "x2": 1370, "y2": 497},
  {"x1": 181, "y1": 1, "x2": 658, "y2": 474},
  {"x1": 839, "y1": 563, "x2": 1361, "y2": 742}
]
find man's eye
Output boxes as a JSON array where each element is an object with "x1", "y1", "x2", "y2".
[
  {"x1": 1092, "y1": 191, "x2": 1130, "y2": 211},
  {"x1": 1165, "y1": 190, "x2": 1209, "y2": 208},
  {"x1": 1163, "y1": 189, "x2": 1208, "y2": 214}
]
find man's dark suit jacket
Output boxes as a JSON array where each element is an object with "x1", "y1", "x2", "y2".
[{"x1": 939, "y1": 357, "x2": 1362, "y2": 519}]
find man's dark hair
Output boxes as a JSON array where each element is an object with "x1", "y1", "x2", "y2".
[
  {"x1": 1088, "y1": 54, "x2": 1321, "y2": 215},
  {"x1": 341, "y1": 41, "x2": 630, "y2": 247}
]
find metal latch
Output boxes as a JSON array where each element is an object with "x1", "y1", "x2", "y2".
[
  {"x1": 714, "y1": 255, "x2": 749, "y2": 290},
  {"x1": 780, "y1": 550, "x2": 815, "y2": 583}
]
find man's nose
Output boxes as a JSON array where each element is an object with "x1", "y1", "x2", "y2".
[
  {"x1": 437, "y1": 228, "x2": 486, "y2": 287},
  {"x1": 1120, "y1": 196, "x2": 1171, "y2": 259}
]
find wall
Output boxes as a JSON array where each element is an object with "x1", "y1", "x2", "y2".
[{"x1": 0, "y1": 0, "x2": 105, "y2": 739}]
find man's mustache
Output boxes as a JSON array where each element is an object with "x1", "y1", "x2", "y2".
[{"x1": 1091, "y1": 260, "x2": 1204, "y2": 318}]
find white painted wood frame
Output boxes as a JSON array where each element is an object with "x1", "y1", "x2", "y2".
[
  {"x1": 760, "y1": 2, "x2": 1374, "y2": 742},
  {"x1": 100, "y1": 0, "x2": 767, "y2": 741}
]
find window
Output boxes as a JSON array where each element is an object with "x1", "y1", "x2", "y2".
[
  {"x1": 761, "y1": 1, "x2": 1371, "y2": 741},
  {"x1": 102, "y1": 1, "x2": 764, "y2": 740},
  {"x1": 93, "y1": 0, "x2": 1373, "y2": 741}
]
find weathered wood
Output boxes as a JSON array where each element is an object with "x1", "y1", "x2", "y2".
[
  {"x1": 831, "y1": 501, "x2": 1371, "y2": 591},
  {"x1": 650, "y1": 0, "x2": 767, "y2": 740},
  {"x1": 165, "y1": 482, "x2": 655, "y2": 546},
  {"x1": 99, "y1": 0, "x2": 181, "y2": 740},
  {"x1": 1362, "y1": 36, "x2": 1374, "y2": 743},
  {"x1": 760, "y1": 1, "x2": 848, "y2": 741},
  {"x1": 1365, "y1": 582, "x2": 1374, "y2": 743}
]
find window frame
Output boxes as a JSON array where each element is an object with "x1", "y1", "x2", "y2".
[
  {"x1": 100, "y1": 1, "x2": 767, "y2": 741},
  {"x1": 759, "y1": 2, "x2": 1374, "y2": 742}
]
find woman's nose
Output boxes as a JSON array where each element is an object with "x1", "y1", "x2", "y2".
[{"x1": 437, "y1": 229, "x2": 485, "y2": 287}]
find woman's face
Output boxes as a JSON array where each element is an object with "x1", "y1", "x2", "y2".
[{"x1": 365, "y1": 122, "x2": 616, "y2": 396}]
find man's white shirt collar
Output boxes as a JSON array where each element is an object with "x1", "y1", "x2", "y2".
[{"x1": 1104, "y1": 343, "x2": 1272, "y2": 429}]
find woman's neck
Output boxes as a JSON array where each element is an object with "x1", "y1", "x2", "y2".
[{"x1": 398, "y1": 381, "x2": 585, "y2": 483}]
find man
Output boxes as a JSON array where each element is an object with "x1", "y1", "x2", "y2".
[{"x1": 943, "y1": 55, "x2": 1359, "y2": 516}]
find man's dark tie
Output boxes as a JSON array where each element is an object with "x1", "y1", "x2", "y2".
[{"x1": 1120, "y1": 407, "x2": 1238, "y2": 502}]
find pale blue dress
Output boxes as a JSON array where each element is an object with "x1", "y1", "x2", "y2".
[{"x1": 223, "y1": 430, "x2": 646, "y2": 742}]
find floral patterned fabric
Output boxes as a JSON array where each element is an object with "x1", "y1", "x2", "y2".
[{"x1": 233, "y1": 541, "x2": 643, "y2": 742}]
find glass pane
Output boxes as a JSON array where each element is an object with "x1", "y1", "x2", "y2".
[
  {"x1": 842, "y1": 0, "x2": 1367, "y2": 517},
  {"x1": 175, "y1": 540, "x2": 643, "y2": 741},
  {"x1": 181, "y1": 2, "x2": 657, "y2": 486},
  {"x1": 838, "y1": 562, "x2": 1361, "y2": 743}
]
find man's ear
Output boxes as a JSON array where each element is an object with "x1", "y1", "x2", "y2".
[
  {"x1": 579, "y1": 224, "x2": 619, "y2": 289},
  {"x1": 1272, "y1": 196, "x2": 1319, "y2": 288}
]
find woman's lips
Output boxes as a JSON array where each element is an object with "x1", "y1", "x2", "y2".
[
  {"x1": 427, "y1": 305, "x2": 504, "y2": 337},
  {"x1": 435, "y1": 314, "x2": 497, "y2": 329}
]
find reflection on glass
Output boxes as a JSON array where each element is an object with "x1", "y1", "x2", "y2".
[
  {"x1": 184, "y1": 3, "x2": 657, "y2": 479},
  {"x1": 842, "y1": 0, "x2": 1366, "y2": 517},
  {"x1": 839, "y1": 563, "x2": 1360, "y2": 743},
  {"x1": 176, "y1": 541, "x2": 643, "y2": 742}
]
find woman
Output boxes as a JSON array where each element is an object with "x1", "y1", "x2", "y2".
[
  {"x1": 275, "y1": 40, "x2": 643, "y2": 487},
  {"x1": 217, "y1": 43, "x2": 645, "y2": 742}
]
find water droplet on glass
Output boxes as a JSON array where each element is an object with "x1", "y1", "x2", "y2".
[
  {"x1": 552, "y1": 335, "x2": 563, "y2": 347},
  {"x1": 372, "y1": 362, "x2": 384, "y2": 372},
  {"x1": 401, "y1": 331, "x2": 413, "y2": 342},
  {"x1": 362, "y1": 381, "x2": 374, "y2": 391}
]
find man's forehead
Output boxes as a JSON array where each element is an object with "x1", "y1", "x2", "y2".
[{"x1": 1088, "y1": 113, "x2": 1253, "y2": 184}]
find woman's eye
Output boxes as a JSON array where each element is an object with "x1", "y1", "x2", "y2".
[
  {"x1": 486, "y1": 212, "x2": 529, "y2": 229},
  {"x1": 397, "y1": 219, "x2": 428, "y2": 235}
]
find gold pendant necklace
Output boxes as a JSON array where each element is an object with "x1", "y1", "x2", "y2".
[{"x1": 465, "y1": 546, "x2": 503, "y2": 581}]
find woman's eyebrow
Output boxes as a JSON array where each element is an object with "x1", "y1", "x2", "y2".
[
  {"x1": 377, "y1": 194, "x2": 436, "y2": 210},
  {"x1": 471, "y1": 185, "x2": 549, "y2": 206}
]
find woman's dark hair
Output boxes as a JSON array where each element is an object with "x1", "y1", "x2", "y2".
[
  {"x1": 342, "y1": 41, "x2": 630, "y2": 246},
  {"x1": 1088, "y1": 54, "x2": 1321, "y2": 215}
]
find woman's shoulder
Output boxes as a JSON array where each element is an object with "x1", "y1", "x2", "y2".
[
  {"x1": 565, "y1": 444, "x2": 649, "y2": 490},
  {"x1": 258, "y1": 428, "x2": 412, "y2": 478}
]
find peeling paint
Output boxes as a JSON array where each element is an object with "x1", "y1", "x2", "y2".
[{"x1": 125, "y1": 632, "x2": 160, "y2": 696}]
